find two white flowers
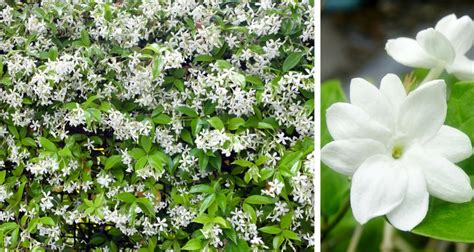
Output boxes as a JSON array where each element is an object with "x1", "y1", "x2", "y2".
[
  {"x1": 322, "y1": 14, "x2": 474, "y2": 231},
  {"x1": 386, "y1": 14, "x2": 474, "y2": 81}
]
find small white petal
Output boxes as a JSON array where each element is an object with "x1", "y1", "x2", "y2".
[
  {"x1": 398, "y1": 80, "x2": 446, "y2": 142},
  {"x1": 350, "y1": 78, "x2": 394, "y2": 129},
  {"x1": 416, "y1": 28, "x2": 455, "y2": 64},
  {"x1": 351, "y1": 155, "x2": 407, "y2": 224},
  {"x1": 385, "y1": 37, "x2": 438, "y2": 69},
  {"x1": 424, "y1": 125, "x2": 472, "y2": 163},
  {"x1": 321, "y1": 139, "x2": 386, "y2": 176},
  {"x1": 406, "y1": 146, "x2": 472, "y2": 203},
  {"x1": 435, "y1": 14, "x2": 474, "y2": 55},
  {"x1": 379, "y1": 73, "x2": 407, "y2": 111},
  {"x1": 326, "y1": 103, "x2": 392, "y2": 142},
  {"x1": 446, "y1": 56, "x2": 474, "y2": 81},
  {"x1": 387, "y1": 166, "x2": 429, "y2": 231}
]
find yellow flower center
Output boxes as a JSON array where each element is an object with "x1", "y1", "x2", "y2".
[{"x1": 392, "y1": 145, "x2": 404, "y2": 159}]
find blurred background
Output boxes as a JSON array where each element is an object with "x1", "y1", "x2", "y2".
[
  {"x1": 321, "y1": 0, "x2": 474, "y2": 251},
  {"x1": 322, "y1": 0, "x2": 474, "y2": 88}
]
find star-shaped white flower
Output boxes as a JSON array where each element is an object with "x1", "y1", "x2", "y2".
[
  {"x1": 386, "y1": 14, "x2": 474, "y2": 81},
  {"x1": 322, "y1": 74, "x2": 473, "y2": 231}
]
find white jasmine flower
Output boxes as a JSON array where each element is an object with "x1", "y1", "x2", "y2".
[
  {"x1": 322, "y1": 74, "x2": 473, "y2": 231},
  {"x1": 386, "y1": 14, "x2": 474, "y2": 80}
]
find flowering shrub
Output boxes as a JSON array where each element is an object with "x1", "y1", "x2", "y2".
[
  {"x1": 0, "y1": 0, "x2": 314, "y2": 251},
  {"x1": 322, "y1": 13, "x2": 474, "y2": 249}
]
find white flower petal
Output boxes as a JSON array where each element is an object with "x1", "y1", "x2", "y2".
[
  {"x1": 351, "y1": 155, "x2": 407, "y2": 224},
  {"x1": 350, "y1": 78, "x2": 394, "y2": 129},
  {"x1": 406, "y1": 146, "x2": 472, "y2": 203},
  {"x1": 416, "y1": 28, "x2": 455, "y2": 64},
  {"x1": 326, "y1": 103, "x2": 392, "y2": 142},
  {"x1": 398, "y1": 80, "x2": 446, "y2": 142},
  {"x1": 435, "y1": 14, "x2": 474, "y2": 55},
  {"x1": 387, "y1": 166, "x2": 429, "y2": 231},
  {"x1": 321, "y1": 139, "x2": 386, "y2": 176},
  {"x1": 446, "y1": 56, "x2": 474, "y2": 81},
  {"x1": 385, "y1": 37, "x2": 438, "y2": 69},
  {"x1": 379, "y1": 73, "x2": 407, "y2": 111},
  {"x1": 424, "y1": 125, "x2": 472, "y2": 163}
]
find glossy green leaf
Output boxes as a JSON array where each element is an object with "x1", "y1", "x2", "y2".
[
  {"x1": 244, "y1": 195, "x2": 276, "y2": 205},
  {"x1": 259, "y1": 225, "x2": 281, "y2": 234},
  {"x1": 282, "y1": 52, "x2": 304, "y2": 72},
  {"x1": 116, "y1": 192, "x2": 136, "y2": 204},
  {"x1": 182, "y1": 238, "x2": 202, "y2": 250},
  {"x1": 39, "y1": 137, "x2": 57, "y2": 152},
  {"x1": 207, "y1": 117, "x2": 224, "y2": 130},
  {"x1": 176, "y1": 106, "x2": 198, "y2": 117},
  {"x1": 105, "y1": 155, "x2": 122, "y2": 170}
]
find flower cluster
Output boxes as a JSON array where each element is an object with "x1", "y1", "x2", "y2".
[{"x1": 0, "y1": 0, "x2": 314, "y2": 251}]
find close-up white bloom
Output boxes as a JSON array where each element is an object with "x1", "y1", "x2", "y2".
[
  {"x1": 322, "y1": 73, "x2": 473, "y2": 231},
  {"x1": 386, "y1": 14, "x2": 474, "y2": 81}
]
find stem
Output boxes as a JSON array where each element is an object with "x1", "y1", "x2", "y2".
[
  {"x1": 321, "y1": 197, "x2": 350, "y2": 241},
  {"x1": 381, "y1": 221, "x2": 395, "y2": 252},
  {"x1": 347, "y1": 225, "x2": 364, "y2": 252},
  {"x1": 421, "y1": 66, "x2": 444, "y2": 83}
]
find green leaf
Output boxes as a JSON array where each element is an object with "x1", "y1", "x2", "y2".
[
  {"x1": 232, "y1": 159, "x2": 254, "y2": 167},
  {"x1": 176, "y1": 106, "x2": 198, "y2": 117},
  {"x1": 257, "y1": 122, "x2": 274, "y2": 130},
  {"x1": 207, "y1": 117, "x2": 224, "y2": 130},
  {"x1": 242, "y1": 203, "x2": 256, "y2": 223},
  {"x1": 116, "y1": 192, "x2": 136, "y2": 204},
  {"x1": 245, "y1": 195, "x2": 276, "y2": 205},
  {"x1": 282, "y1": 52, "x2": 304, "y2": 72},
  {"x1": 181, "y1": 129, "x2": 193, "y2": 145},
  {"x1": 129, "y1": 148, "x2": 146, "y2": 160},
  {"x1": 278, "y1": 151, "x2": 303, "y2": 177},
  {"x1": 199, "y1": 193, "x2": 216, "y2": 213},
  {"x1": 411, "y1": 198, "x2": 474, "y2": 242},
  {"x1": 213, "y1": 216, "x2": 229, "y2": 228},
  {"x1": 194, "y1": 55, "x2": 214, "y2": 62},
  {"x1": 0, "y1": 171, "x2": 5, "y2": 184},
  {"x1": 273, "y1": 234, "x2": 284, "y2": 249},
  {"x1": 39, "y1": 217, "x2": 55, "y2": 226},
  {"x1": 90, "y1": 233, "x2": 106, "y2": 245},
  {"x1": 182, "y1": 238, "x2": 202, "y2": 250},
  {"x1": 259, "y1": 225, "x2": 281, "y2": 234},
  {"x1": 148, "y1": 153, "x2": 163, "y2": 172},
  {"x1": 140, "y1": 136, "x2": 152, "y2": 153},
  {"x1": 153, "y1": 114, "x2": 172, "y2": 124},
  {"x1": 228, "y1": 118, "x2": 245, "y2": 130},
  {"x1": 39, "y1": 137, "x2": 57, "y2": 152},
  {"x1": 105, "y1": 155, "x2": 122, "y2": 170},
  {"x1": 282, "y1": 230, "x2": 301, "y2": 241},
  {"x1": 152, "y1": 56, "x2": 165, "y2": 79},
  {"x1": 21, "y1": 137, "x2": 37, "y2": 147},
  {"x1": 193, "y1": 214, "x2": 212, "y2": 224},
  {"x1": 280, "y1": 212, "x2": 293, "y2": 229},
  {"x1": 215, "y1": 60, "x2": 232, "y2": 69},
  {"x1": 80, "y1": 29, "x2": 91, "y2": 47},
  {"x1": 190, "y1": 184, "x2": 213, "y2": 194},
  {"x1": 137, "y1": 198, "x2": 155, "y2": 217},
  {"x1": 224, "y1": 228, "x2": 238, "y2": 245},
  {"x1": 135, "y1": 156, "x2": 148, "y2": 170},
  {"x1": 104, "y1": 3, "x2": 112, "y2": 21}
]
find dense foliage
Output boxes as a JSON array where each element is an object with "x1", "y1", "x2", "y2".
[{"x1": 0, "y1": 0, "x2": 314, "y2": 251}]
